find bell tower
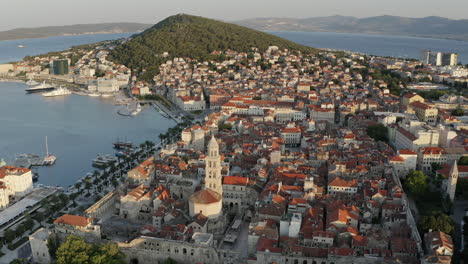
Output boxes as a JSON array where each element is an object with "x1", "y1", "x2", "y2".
[{"x1": 204, "y1": 136, "x2": 223, "y2": 195}]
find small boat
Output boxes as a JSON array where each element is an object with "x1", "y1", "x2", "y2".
[
  {"x1": 43, "y1": 136, "x2": 57, "y2": 165},
  {"x1": 101, "y1": 93, "x2": 114, "y2": 98},
  {"x1": 42, "y1": 86, "x2": 72, "y2": 97},
  {"x1": 26, "y1": 79, "x2": 39, "y2": 86},
  {"x1": 32, "y1": 172, "x2": 39, "y2": 182},
  {"x1": 113, "y1": 140, "x2": 133, "y2": 149},
  {"x1": 88, "y1": 93, "x2": 100, "y2": 97},
  {"x1": 25, "y1": 81, "x2": 54, "y2": 93},
  {"x1": 131, "y1": 103, "x2": 142, "y2": 116},
  {"x1": 17, "y1": 45, "x2": 25, "y2": 48},
  {"x1": 92, "y1": 154, "x2": 117, "y2": 168},
  {"x1": 115, "y1": 151, "x2": 130, "y2": 157}
]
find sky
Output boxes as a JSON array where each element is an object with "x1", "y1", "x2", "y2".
[{"x1": 1, "y1": 0, "x2": 467, "y2": 31}]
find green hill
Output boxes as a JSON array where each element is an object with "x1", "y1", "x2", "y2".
[{"x1": 109, "y1": 14, "x2": 317, "y2": 81}]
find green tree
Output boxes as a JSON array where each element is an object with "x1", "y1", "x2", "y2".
[
  {"x1": 56, "y1": 236, "x2": 92, "y2": 264},
  {"x1": 451, "y1": 107, "x2": 464, "y2": 116},
  {"x1": 431, "y1": 163, "x2": 442, "y2": 173},
  {"x1": 90, "y1": 243, "x2": 126, "y2": 264},
  {"x1": 366, "y1": 124, "x2": 388, "y2": 142},
  {"x1": 219, "y1": 123, "x2": 232, "y2": 130},
  {"x1": 4, "y1": 229, "x2": 16, "y2": 243},
  {"x1": 9, "y1": 259, "x2": 25, "y2": 264},
  {"x1": 56, "y1": 236, "x2": 125, "y2": 264},
  {"x1": 418, "y1": 211, "x2": 455, "y2": 235},
  {"x1": 162, "y1": 258, "x2": 178, "y2": 264},
  {"x1": 459, "y1": 156, "x2": 468, "y2": 166},
  {"x1": 405, "y1": 170, "x2": 428, "y2": 195}
]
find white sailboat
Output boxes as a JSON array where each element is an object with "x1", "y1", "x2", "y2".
[{"x1": 43, "y1": 136, "x2": 57, "y2": 165}]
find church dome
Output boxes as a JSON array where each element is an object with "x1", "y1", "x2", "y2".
[{"x1": 189, "y1": 189, "x2": 222, "y2": 204}]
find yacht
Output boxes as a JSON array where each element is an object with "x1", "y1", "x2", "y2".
[
  {"x1": 92, "y1": 154, "x2": 117, "y2": 168},
  {"x1": 42, "y1": 86, "x2": 72, "y2": 97},
  {"x1": 26, "y1": 79, "x2": 39, "y2": 86},
  {"x1": 25, "y1": 81, "x2": 54, "y2": 93},
  {"x1": 131, "y1": 103, "x2": 142, "y2": 116},
  {"x1": 17, "y1": 45, "x2": 25, "y2": 48}
]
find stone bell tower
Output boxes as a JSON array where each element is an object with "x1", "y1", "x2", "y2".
[{"x1": 204, "y1": 136, "x2": 222, "y2": 196}]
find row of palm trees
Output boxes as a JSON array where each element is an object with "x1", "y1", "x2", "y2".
[{"x1": 72, "y1": 140, "x2": 157, "y2": 198}]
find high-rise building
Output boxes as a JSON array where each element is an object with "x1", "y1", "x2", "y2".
[
  {"x1": 51, "y1": 59, "x2": 69, "y2": 75},
  {"x1": 421, "y1": 50, "x2": 458, "y2": 66}
]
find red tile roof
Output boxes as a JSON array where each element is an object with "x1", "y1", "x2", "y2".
[
  {"x1": 0, "y1": 166, "x2": 30, "y2": 179},
  {"x1": 54, "y1": 214, "x2": 92, "y2": 227},
  {"x1": 189, "y1": 189, "x2": 222, "y2": 204},
  {"x1": 223, "y1": 176, "x2": 248, "y2": 186}
]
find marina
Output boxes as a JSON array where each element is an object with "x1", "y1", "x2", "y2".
[{"x1": 0, "y1": 81, "x2": 176, "y2": 187}]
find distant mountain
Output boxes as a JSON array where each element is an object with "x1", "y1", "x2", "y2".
[
  {"x1": 0, "y1": 23, "x2": 152, "y2": 41},
  {"x1": 236, "y1": 15, "x2": 468, "y2": 41},
  {"x1": 109, "y1": 14, "x2": 317, "y2": 81}
]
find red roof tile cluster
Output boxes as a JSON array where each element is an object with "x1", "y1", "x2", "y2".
[
  {"x1": 223, "y1": 176, "x2": 248, "y2": 186},
  {"x1": 54, "y1": 214, "x2": 92, "y2": 227},
  {"x1": 0, "y1": 166, "x2": 30, "y2": 179}
]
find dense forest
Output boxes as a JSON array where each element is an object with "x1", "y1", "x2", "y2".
[{"x1": 109, "y1": 14, "x2": 318, "y2": 82}]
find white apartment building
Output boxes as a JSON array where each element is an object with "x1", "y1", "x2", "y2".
[{"x1": 0, "y1": 166, "x2": 33, "y2": 209}]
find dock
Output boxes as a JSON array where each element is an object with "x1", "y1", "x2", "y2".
[{"x1": 12, "y1": 154, "x2": 45, "y2": 168}]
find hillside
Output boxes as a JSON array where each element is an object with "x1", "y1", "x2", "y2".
[
  {"x1": 0, "y1": 23, "x2": 151, "y2": 41},
  {"x1": 109, "y1": 14, "x2": 318, "y2": 81},
  {"x1": 236, "y1": 15, "x2": 468, "y2": 41}
]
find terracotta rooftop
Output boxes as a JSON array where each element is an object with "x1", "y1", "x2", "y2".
[
  {"x1": 189, "y1": 189, "x2": 222, "y2": 204},
  {"x1": 54, "y1": 214, "x2": 92, "y2": 227},
  {"x1": 0, "y1": 166, "x2": 30, "y2": 179},
  {"x1": 223, "y1": 176, "x2": 248, "y2": 186}
]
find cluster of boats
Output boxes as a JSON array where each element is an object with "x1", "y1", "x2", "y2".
[
  {"x1": 92, "y1": 154, "x2": 117, "y2": 168},
  {"x1": 25, "y1": 79, "x2": 71, "y2": 97},
  {"x1": 113, "y1": 140, "x2": 135, "y2": 157}
]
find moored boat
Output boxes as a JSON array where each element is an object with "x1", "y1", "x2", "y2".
[
  {"x1": 26, "y1": 81, "x2": 54, "y2": 93},
  {"x1": 42, "y1": 86, "x2": 72, "y2": 97}
]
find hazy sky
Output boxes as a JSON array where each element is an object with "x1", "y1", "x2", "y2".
[{"x1": 1, "y1": 0, "x2": 467, "y2": 31}]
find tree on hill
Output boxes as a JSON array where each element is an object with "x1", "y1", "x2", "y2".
[
  {"x1": 404, "y1": 170, "x2": 428, "y2": 195},
  {"x1": 418, "y1": 210, "x2": 455, "y2": 235},
  {"x1": 109, "y1": 14, "x2": 317, "y2": 82},
  {"x1": 56, "y1": 236, "x2": 125, "y2": 264},
  {"x1": 366, "y1": 124, "x2": 388, "y2": 142}
]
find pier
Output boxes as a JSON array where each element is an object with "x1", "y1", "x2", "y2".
[
  {"x1": 12, "y1": 154, "x2": 46, "y2": 168},
  {"x1": 140, "y1": 100, "x2": 181, "y2": 123}
]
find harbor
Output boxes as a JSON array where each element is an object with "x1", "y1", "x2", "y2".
[{"x1": 0, "y1": 81, "x2": 176, "y2": 188}]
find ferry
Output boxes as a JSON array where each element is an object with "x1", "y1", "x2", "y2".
[
  {"x1": 25, "y1": 81, "x2": 54, "y2": 93},
  {"x1": 42, "y1": 86, "x2": 72, "y2": 97}
]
